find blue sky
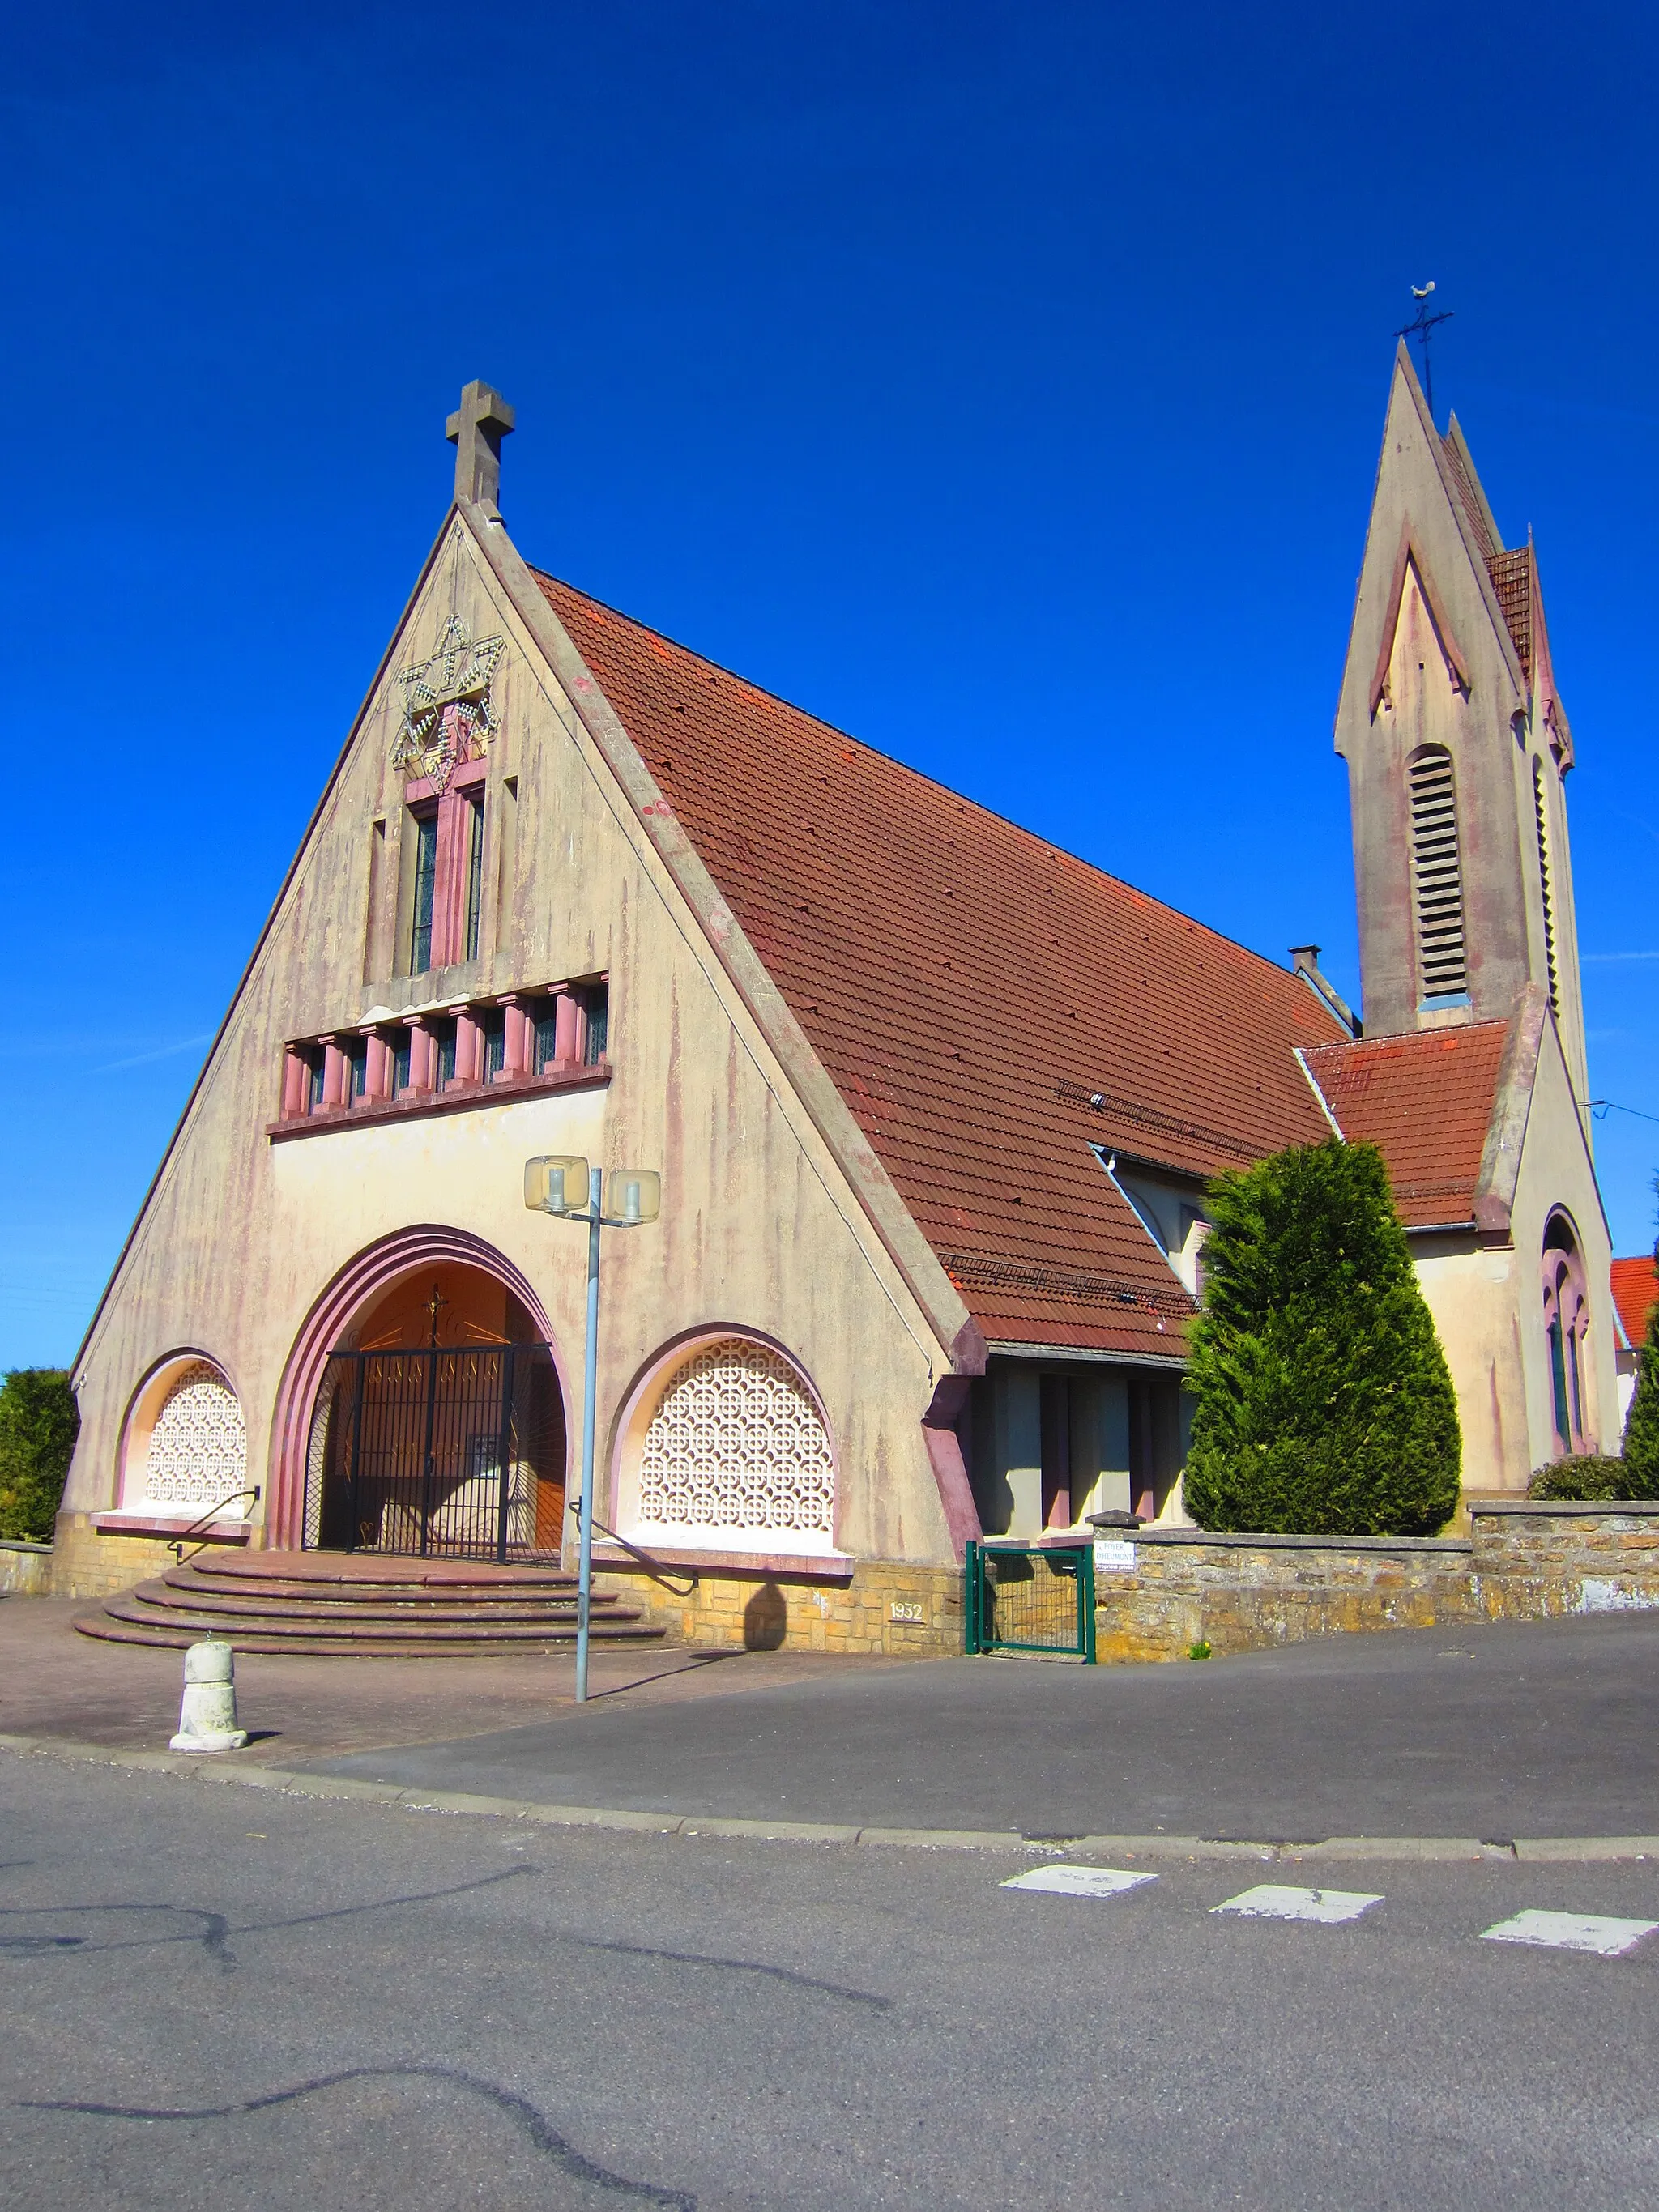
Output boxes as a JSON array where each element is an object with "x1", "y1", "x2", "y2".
[{"x1": 3, "y1": 1, "x2": 1657, "y2": 1371}]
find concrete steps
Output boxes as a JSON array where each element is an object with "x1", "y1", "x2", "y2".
[{"x1": 74, "y1": 1549, "x2": 663, "y2": 1656}]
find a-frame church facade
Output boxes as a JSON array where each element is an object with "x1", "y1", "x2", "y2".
[{"x1": 57, "y1": 356, "x2": 1617, "y2": 1648}]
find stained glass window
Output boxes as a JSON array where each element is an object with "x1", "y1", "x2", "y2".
[
  {"x1": 410, "y1": 812, "x2": 438, "y2": 973},
  {"x1": 480, "y1": 1008, "x2": 505, "y2": 1081},
  {"x1": 463, "y1": 795, "x2": 485, "y2": 961},
  {"x1": 582, "y1": 984, "x2": 609, "y2": 1064}
]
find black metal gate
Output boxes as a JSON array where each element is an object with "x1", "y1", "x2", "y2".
[{"x1": 318, "y1": 1343, "x2": 564, "y2": 1562}]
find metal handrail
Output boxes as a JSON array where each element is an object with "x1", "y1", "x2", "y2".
[
  {"x1": 569, "y1": 1499, "x2": 699, "y2": 1595},
  {"x1": 167, "y1": 1485, "x2": 262, "y2": 1565}
]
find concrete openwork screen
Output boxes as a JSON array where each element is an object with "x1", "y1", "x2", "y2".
[
  {"x1": 123, "y1": 1359, "x2": 249, "y2": 1517},
  {"x1": 633, "y1": 1339, "x2": 834, "y2": 1547}
]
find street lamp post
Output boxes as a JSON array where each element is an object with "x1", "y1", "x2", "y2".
[{"x1": 523, "y1": 1155, "x2": 660, "y2": 1703}]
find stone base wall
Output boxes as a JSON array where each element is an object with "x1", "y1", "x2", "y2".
[
  {"x1": 1096, "y1": 1504, "x2": 1659, "y2": 1662},
  {"x1": 49, "y1": 1515, "x2": 184, "y2": 1600},
  {"x1": 0, "y1": 1541, "x2": 53, "y2": 1596},
  {"x1": 1094, "y1": 1536, "x2": 1469, "y2": 1664},
  {"x1": 594, "y1": 1558, "x2": 964, "y2": 1657},
  {"x1": 39, "y1": 1507, "x2": 1659, "y2": 1665}
]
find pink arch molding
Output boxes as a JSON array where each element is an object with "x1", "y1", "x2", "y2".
[{"x1": 266, "y1": 1224, "x2": 561, "y2": 1549}]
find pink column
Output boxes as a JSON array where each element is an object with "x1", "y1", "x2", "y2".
[
  {"x1": 322, "y1": 1040, "x2": 348, "y2": 1109},
  {"x1": 282, "y1": 1048, "x2": 309, "y2": 1119},
  {"x1": 552, "y1": 987, "x2": 579, "y2": 1072},
  {"x1": 454, "y1": 1008, "x2": 482, "y2": 1087},
  {"x1": 501, "y1": 996, "x2": 530, "y2": 1079},
  {"x1": 408, "y1": 1019, "x2": 437, "y2": 1095},
  {"x1": 365, "y1": 1034, "x2": 391, "y2": 1102}
]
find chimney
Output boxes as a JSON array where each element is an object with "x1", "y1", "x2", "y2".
[{"x1": 446, "y1": 381, "x2": 516, "y2": 511}]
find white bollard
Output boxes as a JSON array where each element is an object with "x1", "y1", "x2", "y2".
[{"x1": 169, "y1": 1637, "x2": 248, "y2": 1753}]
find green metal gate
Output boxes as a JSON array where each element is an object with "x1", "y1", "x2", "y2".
[{"x1": 965, "y1": 1540, "x2": 1096, "y2": 1661}]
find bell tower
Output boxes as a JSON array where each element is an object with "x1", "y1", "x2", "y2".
[{"x1": 1334, "y1": 345, "x2": 1588, "y2": 1119}]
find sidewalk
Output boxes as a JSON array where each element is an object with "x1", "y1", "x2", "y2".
[{"x1": 0, "y1": 1596, "x2": 881, "y2": 1760}]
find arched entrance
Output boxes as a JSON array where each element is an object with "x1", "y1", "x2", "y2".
[{"x1": 270, "y1": 1229, "x2": 567, "y2": 1559}]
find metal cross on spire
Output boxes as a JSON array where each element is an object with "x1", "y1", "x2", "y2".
[
  {"x1": 1397, "y1": 283, "x2": 1455, "y2": 420},
  {"x1": 446, "y1": 380, "x2": 515, "y2": 509}
]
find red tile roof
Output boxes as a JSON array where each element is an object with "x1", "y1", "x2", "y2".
[
  {"x1": 1442, "y1": 433, "x2": 1499, "y2": 561},
  {"x1": 1611, "y1": 1255, "x2": 1658, "y2": 1351},
  {"x1": 1441, "y1": 431, "x2": 1535, "y2": 676},
  {"x1": 1301, "y1": 1023, "x2": 1510, "y2": 1228},
  {"x1": 1485, "y1": 548, "x2": 1532, "y2": 678},
  {"x1": 536, "y1": 573, "x2": 1349, "y2": 1355}
]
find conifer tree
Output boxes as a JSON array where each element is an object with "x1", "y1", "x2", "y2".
[
  {"x1": 1183, "y1": 1139, "x2": 1461, "y2": 1536},
  {"x1": 1619, "y1": 1238, "x2": 1659, "y2": 1496},
  {"x1": 0, "y1": 1370, "x2": 79, "y2": 1544}
]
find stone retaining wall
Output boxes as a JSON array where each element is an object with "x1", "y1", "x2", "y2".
[
  {"x1": 26, "y1": 1504, "x2": 1659, "y2": 1664},
  {"x1": 0, "y1": 1540, "x2": 53, "y2": 1596},
  {"x1": 1094, "y1": 1502, "x2": 1659, "y2": 1662}
]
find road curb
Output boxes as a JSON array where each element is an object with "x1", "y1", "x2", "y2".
[{"x1": 2, "y1": 1733, "x2": 1654, "y2": 1862}]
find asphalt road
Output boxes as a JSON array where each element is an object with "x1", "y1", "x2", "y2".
[
  {"x1": 6, "y1": 1750, "x2": 1659, "y2": 2210},
  {"x1": 302, "y1": 1613, "x2": 1659, "y2": 1840}
]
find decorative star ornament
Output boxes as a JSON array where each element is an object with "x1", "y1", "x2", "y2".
[{"x1": 392, "y1": 614, "x2": 505, "y2": 792}]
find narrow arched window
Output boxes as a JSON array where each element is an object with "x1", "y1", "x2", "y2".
[
  {"x1": 1532, "y1": 756, "x2": 1560, "y2": 1015},
  {"x1": 1408, "y1": 748, "x2": 1468, "y2": 1002},
  {"x1": 1542, "y1": 1214, "x2": 1593, "y2": 1455}
]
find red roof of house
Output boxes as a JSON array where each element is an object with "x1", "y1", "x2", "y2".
[
  {"x1": 536, "y1": 573, "x2": 1348, "y2": 1355},
  {"x1": 1611, "y1": 1255, "x2": 1658, "y2": 1350},
  {"x1": 1301, "y1": 1023, "x2": 1511, "y2": 1228}
]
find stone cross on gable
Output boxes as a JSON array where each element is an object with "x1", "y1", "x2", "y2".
[{"x1": 446, "y1": 380, "x2": 516, "y2": 509}]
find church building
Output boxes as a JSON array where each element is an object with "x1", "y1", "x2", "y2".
[{"x1": 58, "y1": 347, "x2": 1616, "y2": 1653}]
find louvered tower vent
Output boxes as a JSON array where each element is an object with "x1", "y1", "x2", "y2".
[
  {"x1": 1533, "y1": 757, "x2": 1559, "y2": 1014},
  {"x1": 1409, "y1": 748, "x2": 1468, "y2": 1000}
]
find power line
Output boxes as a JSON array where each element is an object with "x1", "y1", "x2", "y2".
[{"x1": 1590, "y1": 1099, "x2": 1659, "y2": 1128}]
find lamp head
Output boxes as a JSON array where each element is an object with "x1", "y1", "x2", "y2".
[
  {"x1": 611, "y1": 1169, "x2": 661, "y2": 1225},
  {"x1": 523, "y1": 1155, "x2": 591, "y2": 1216}
]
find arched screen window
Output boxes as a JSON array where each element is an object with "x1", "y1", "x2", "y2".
[
  {"x1": 1409, "y1": 748, "x2": 1469, "y2": 1002},
  {"x1": 1542, "y1": 1215, "x2": 1593, "y2": 1457},
  {"x1": 624, "y1": 1337, "x2": 836, "y2": 1550},
  {"x1": 1532, "y1": 757, "x2": 1560, "y2": 1015},
  {"x1": 122, "y1": 1357, "x2": 249, "y2": 1516}
]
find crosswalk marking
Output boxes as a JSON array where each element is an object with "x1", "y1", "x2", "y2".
[
  {"x1": 1479, "y1": 1909, "x2": 1659, "y2": 1958},
  {"x1": 1001, "y1": 1865, "x2": 1157, "y2": 1898},
  {"x1": 1212, "y1": 1884, "x2": 1383, "y2": 1924},
  {"x1": 1000, "y1": 1873, "x2": 1659, "y2": 1957}
]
